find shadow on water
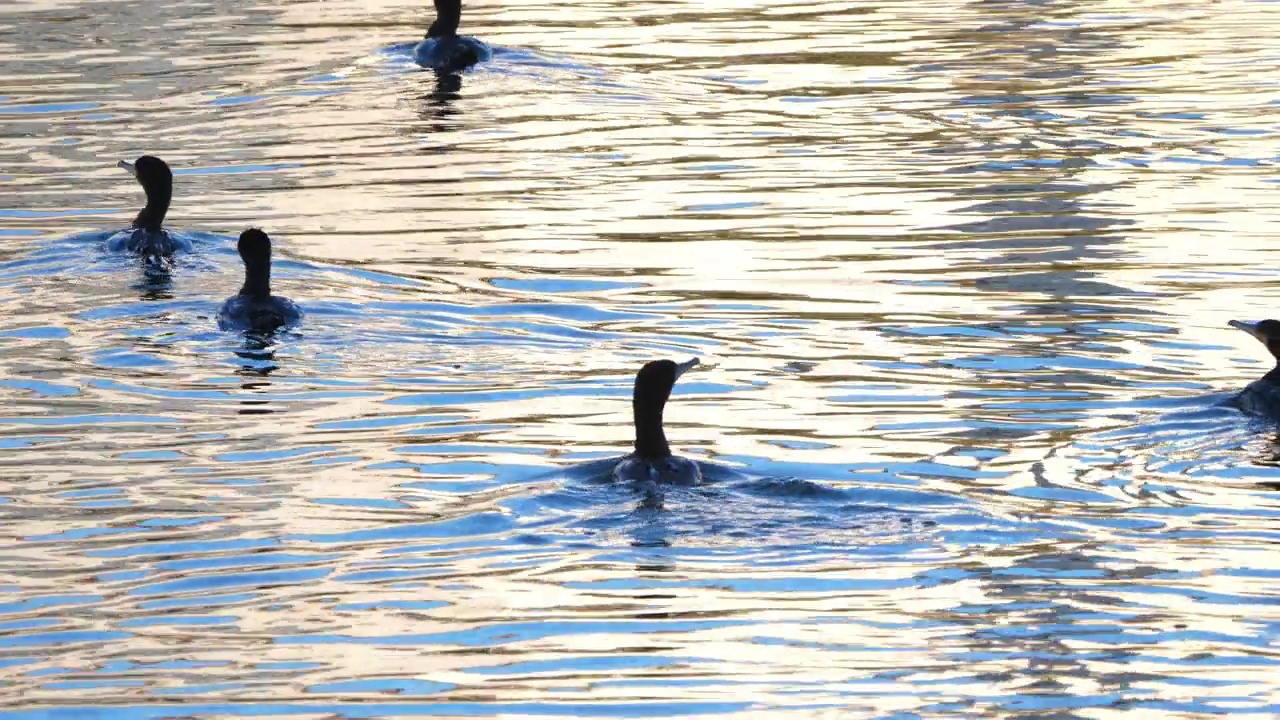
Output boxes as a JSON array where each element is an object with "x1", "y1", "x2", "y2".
[
  {"x1": 236, "y1": 335, "x2": 281, "y2": 416},
  {"x1": 417, "y1": 71, "x2": 467, "y2": 136},
  {"x1": 132, "y1": 258, "x2": 178, "y2": 301}
]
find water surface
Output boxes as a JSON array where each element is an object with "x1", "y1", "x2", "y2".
[{"x1": 3, "y1": 0, "x2": 1280, "y2": 715}]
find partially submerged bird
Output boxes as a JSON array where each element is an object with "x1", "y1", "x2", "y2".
[
  {"x1": 218, "y1": 229, "x2": 302, "y2": 333},
  {"x1": 110, "y1": 155, "x2": 192, "y2": 259},
  {"x1": 613, "y1": 358, "x2": 702, "y2": 488},
  {"x1": 1228, "y1": 319, "x2": 1280, "y2": 419},
  {"x1": 413, "y1": 0, "x2": 492, "y2": 74}
]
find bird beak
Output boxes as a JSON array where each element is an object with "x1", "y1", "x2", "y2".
[
  {"x1": 1229, "y1": 320, "x2": 1266, "y2": 343},
  {"x1": 674, "y1": 357, "x2": 700, "y2": 380},
  {"x1": 117, "y1": 160, "x2": 137, "y2": 178}
]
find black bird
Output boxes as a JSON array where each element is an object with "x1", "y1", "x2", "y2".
[
  {"x1": 612, "y1": 358, "x2": 702, "y2": 487},
  {"x1": 218, "y1": 229, "x2": 303, "y2": 333},
  {"x1": 1228, "y1": 319, "x2": 1280, "y2": 418},
  {"x1": 413, "y1": 0, "x2": 492, "y2": 74},
  {"x1": 111, "y1": 156, "x2": 191, "y2": 258}
]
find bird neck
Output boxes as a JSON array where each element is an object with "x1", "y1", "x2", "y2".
[
  {"x1": 241, "y1": 262, "x2": 271, "y2": 299},
  {"x1": 633, "y1": 400, "x2": 671, "y2": 459},
  {"x1": 1264, "y1": 362, "x2": 1280, "y2": 385},
  {"x1": 1263, "y1": 341, "x2": 1280, "y2": 383},
  {"x1": 428, "y1": 0, "x2": 461, "y2": 37},
  {"x1": 133, "y1": 186, "x2": 171, "y2": 232}
]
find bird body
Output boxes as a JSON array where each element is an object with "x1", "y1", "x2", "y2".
[
  {"x1": 107, "y1": 227, "x2": 189, "y2": 256},
  {"x1": 612, "y1": 454, "x2": 702, "y2": 486},
  {"x1": 414, "y1": 35, "x2": 491, "y2": 74},
  {"x1": 217, "y1": 293, "x2": 302, "y2": 333}
]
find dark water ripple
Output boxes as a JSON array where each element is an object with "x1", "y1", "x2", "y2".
[{"x1": 2, "y1": 0, "x2": 1280, "y2": 715}]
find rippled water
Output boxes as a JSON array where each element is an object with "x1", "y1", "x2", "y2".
[{"x1": 3, "y1": 0, "x2": 1280, "y2": 715}]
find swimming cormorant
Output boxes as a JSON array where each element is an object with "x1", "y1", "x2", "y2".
[
  {"x1": 111, "y1": 156, "x2": 191, "y2": 258},
  {"x1": 218, "y1": 229, "x2": 303, "y2": 333},
  {"x1": 612, "y1": 358, "x2": 702, "y2": 487},
  {"x1": 413, "y1": 0, "x2": 492, "y2": 74},
  {"x1": 1228, "y1": 319, "x2": 1280, "y2": 418}
]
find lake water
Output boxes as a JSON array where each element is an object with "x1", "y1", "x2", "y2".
[{"x1": 3, "y1": 0, "x2": 1280, "y2": 715}]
